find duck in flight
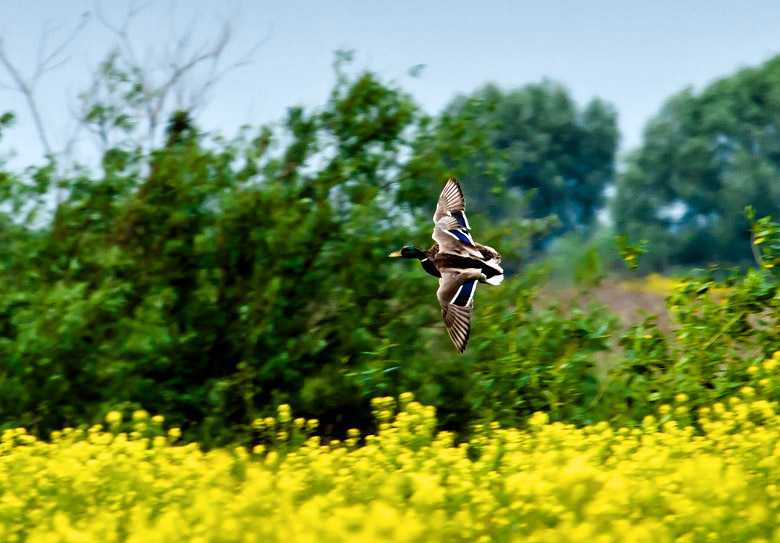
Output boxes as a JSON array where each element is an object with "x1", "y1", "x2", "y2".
[{"x1": 389, "y1": 178, "x2": 503, "y2": 353}]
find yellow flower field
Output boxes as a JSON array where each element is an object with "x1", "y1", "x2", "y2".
[{"x1": 3, "y1": 393, "x2": 780, "y2": 542}]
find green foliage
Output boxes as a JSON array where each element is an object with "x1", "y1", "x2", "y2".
[
  {"x1": 9, "y1": 48, "x2": 780, "y2": 449},
  {"x1": 0, "y1": 66, "x2": 423, "y2": 441},
  {"x1": 615, "y1": 54, "x2": 780, "y2": 269},
  {"x1": 468, "y1": 273, "x2": 616, "y2": 427},
  {"x1": 0, "y1": 59, "x2": 625, "y2": 445},
  {"x1": 435, "y1": 82, "x2": 618, "y2": 235},
  {"x1": 748, "y1": 205, "x2": 780, "y2": 270},
  {"x1": 615, "y1": 234, "x2": 648, "y2": 271},
  {"x1": 611, "y1": 213, "x2": 780, "y2": 423},
  {"x1": 0, "y1": 112, "x2": 13, "y2": 138}
]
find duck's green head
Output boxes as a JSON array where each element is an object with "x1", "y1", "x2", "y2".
[{"x1": 389, "y1": 246, "x2": 426, "y2": 260}]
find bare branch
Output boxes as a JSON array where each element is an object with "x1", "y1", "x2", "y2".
[
  {"x1": 94, "y1": 0, "x2": 154, "y2": 38},
  {"x1": 35, "y1": 20, "x2": 60, "y2": 78},
  {"x1": 202, "y1": 24, "x2": 270, "y2": 89},
  {"x1": 0, "y1": 13, "x2": 90, "y2": 160},
  {"x1": 93, "y1": 1, "x2": 121, "y2": 36},
  {"x1": 71, "y1": 69, "x2": 108, "y2": 152},
  {"x1": 0, "y1": 39, "x2": 52, "y2": 156},
  {"x1": 95, "y1": 0, "x2": 148, "y2": 70},
  {"x1": 165, "y1": 12, "x2": 271, "y2": 119},
  {"x1": 33, "y1": 13, "x2": 89, "y2": 84},
  {"x1": 158, "y1": 23, "x2": 230, "y2": 101},
  {"x1": 3, "y1": 0, "x2": 263, "y2": 182},
  {"x1": 89, "y1": 1, "x2": 262, "y2": 151}
]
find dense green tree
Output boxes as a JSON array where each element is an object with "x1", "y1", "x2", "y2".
[
  {"x1": 0, "y1": 66, "x2": 428, "y2": 439},
  {"x1": 0, "y1": 56, "x2": 627, "y2": 443},
  {"x1": 614, "y1": 54, "x2": 780, "y2": 269},
  {"x1": 425, "y1": 82, "x2": 618, "y2": 235}
]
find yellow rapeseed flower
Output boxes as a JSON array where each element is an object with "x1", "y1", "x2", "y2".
[
  {"x1": 277, "y1": 404, "x2": 292, "y2": 423},
  {"x1": 4, "y1": 395, "x2": 780, "y2": 541},
  {"x1": 104, "y1": 411, "x2": 122, "y2": 425}
]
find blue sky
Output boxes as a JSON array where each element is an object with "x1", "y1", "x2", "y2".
[{"x1": 2, "y1": 0, "x2": 780, "y2": 168}]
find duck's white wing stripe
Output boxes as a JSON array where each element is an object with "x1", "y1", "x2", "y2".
[
  {"x1": 445, "y1": 229, "x2": 475, "y2": 245},
  {"x1": 436, "y1": 215, "x2": 476, "y2": 247},
  {"x1": 449, "y1": 280, "x2": 477, "y2": 306},
  {"x1": 451, "y1": 210, "x2": 471, "y2": 230}
]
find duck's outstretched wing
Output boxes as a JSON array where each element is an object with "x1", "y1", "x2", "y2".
[
  {"x1": 437, "y1": 269, "x2": 480, "y2": 353},
  {"x1": 432, "y1": 178, "x2": 482, "y2": 258},
  {"x1": 433, "y1": 178, "x2": 468, "y2": 224}
]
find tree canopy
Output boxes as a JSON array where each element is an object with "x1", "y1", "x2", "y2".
[
  {"x1": 432, "y1": 82, "x2": 618, "y2": 236},
  {"x1": 614, "y1": 55, "x2": 780, "y2": 269}
]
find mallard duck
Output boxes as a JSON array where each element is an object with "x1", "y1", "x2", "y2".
[{"x1": 390, "y1": 178, "x2": 503, "y2": 352}]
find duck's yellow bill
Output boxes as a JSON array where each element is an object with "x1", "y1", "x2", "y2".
[{"x1": 388, "y1": 250, "x2": 402, "y2": 258}]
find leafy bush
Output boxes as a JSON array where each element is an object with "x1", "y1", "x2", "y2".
[
  {"x1": 611, "y1": 212, "x2": 780, "y2": 423},
  {"x1": 0, "y1": 63, "x2": 620, "y2": 444},
  {"x1": 465, "y1": 273, "x2": 617, "y2": 428},
  {"x1": 10, "y1": 51, "x2": 780, "y2": 448}
]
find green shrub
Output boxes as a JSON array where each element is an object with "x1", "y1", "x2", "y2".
[
  {"x1": 611, "y1": 211, "x2": 780, "y2": 423},
  {"x1": 0, "y1": 65, "x2": 617, "y2": 444}
]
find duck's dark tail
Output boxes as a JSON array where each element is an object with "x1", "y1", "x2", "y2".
[
  {"x1": 479, "y1": 245, "x2": 504, "y2": 285},
  {"x1": 484, "y1": 272, "x2": 504, "y2": 285}
]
